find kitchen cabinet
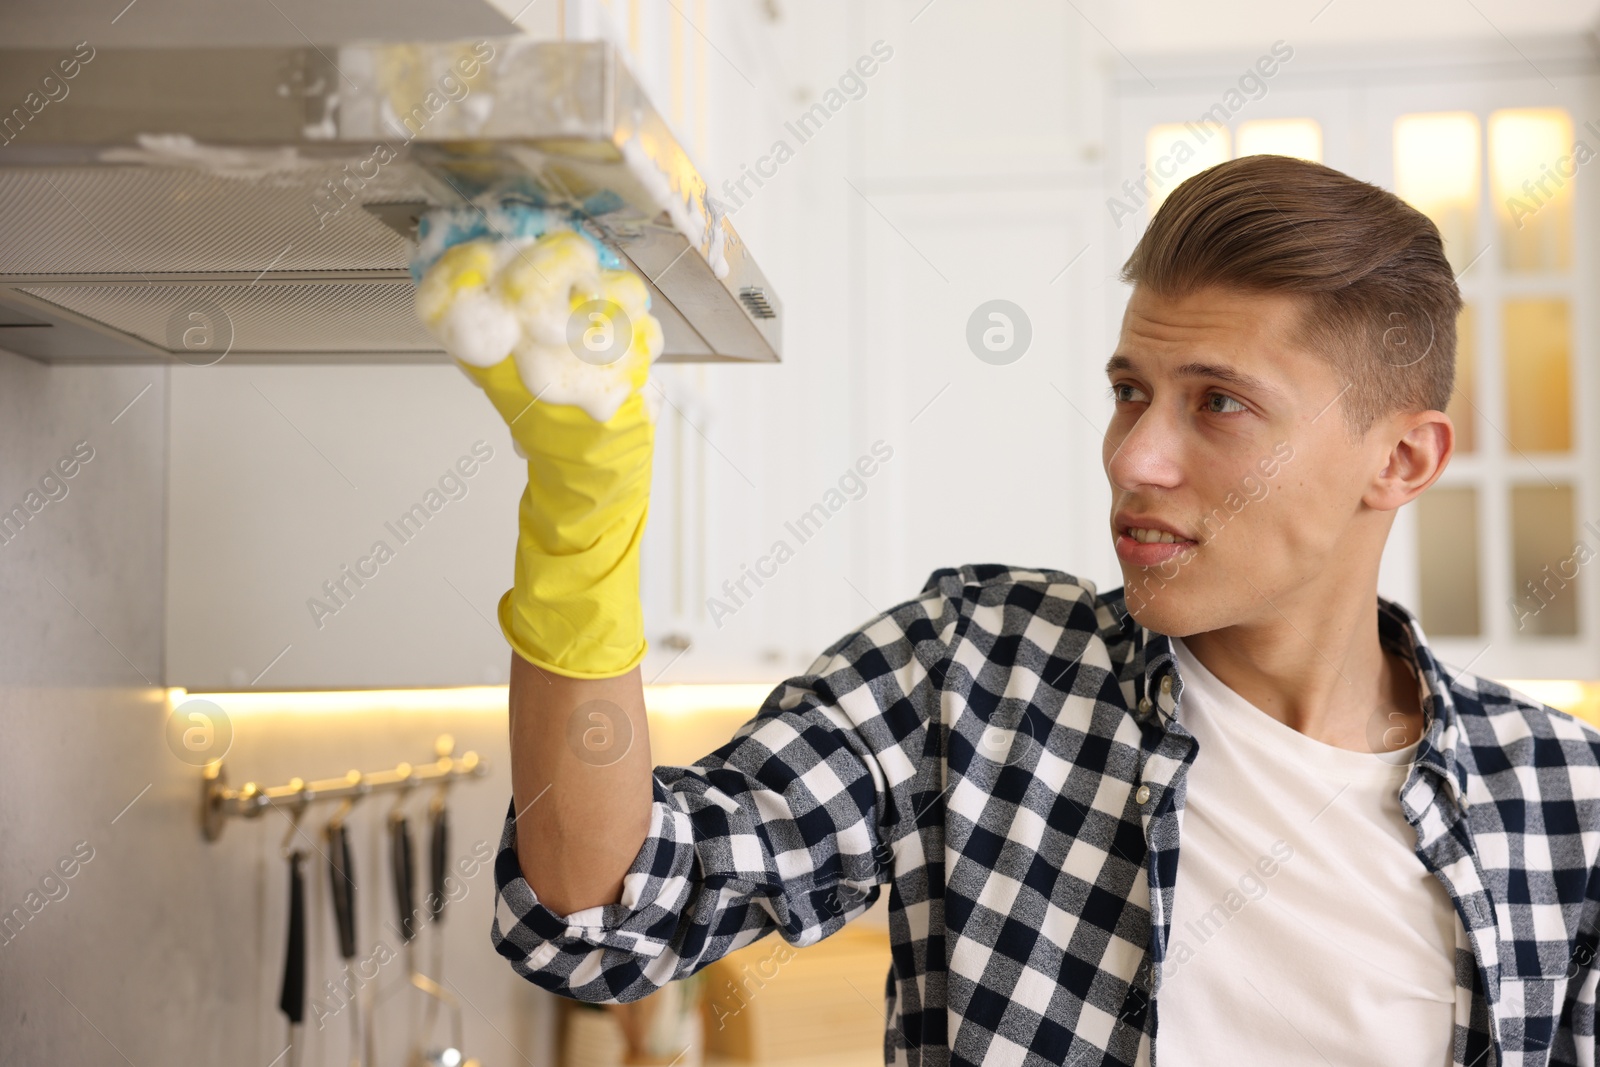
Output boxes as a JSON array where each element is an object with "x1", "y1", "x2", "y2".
[
  {"x1": 162, "y1": 0, "x2": 1131, "y2": 688},
  {"x1": 639, "y1": 1, "x2": 1125, "y2": 685},
  {"x1": 160, "y1": 0, "x2": 822, "y2": 689},
  {"x1": 1111, "y1": 39, "x2": 1600, "y2": 682}
]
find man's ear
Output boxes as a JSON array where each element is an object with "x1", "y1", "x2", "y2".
[{"x1": 1364, "y1": 410, "x2": 1454, "y2": 512}]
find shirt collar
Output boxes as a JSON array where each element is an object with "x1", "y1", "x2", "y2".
[
  {"x1": 1374, "y1": 594, "x2": 1474, "y2": 814},
  {"x1": 1108, "y1": 589, "x2": 1473, "y2": 814}
]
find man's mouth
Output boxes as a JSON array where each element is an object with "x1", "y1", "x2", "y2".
[
  {"x1": 1113, "y1": 517, "x2": 1198, "y2": 567},
  {"x1": 1124, "y1": 525, "x2": 1185, "y2": 544}
]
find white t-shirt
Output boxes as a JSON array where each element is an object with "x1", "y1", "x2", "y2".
[{"x1": 1154, "y1": 635, "x2": 1459, "y2": 1067}]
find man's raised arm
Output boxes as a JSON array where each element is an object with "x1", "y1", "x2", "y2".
[
  {"x1": 413, "y1": 219, "x2": 662, "y2": 916},
  {"x1": 415, "y1": 214, "x2": 926, "y2": 1006}
]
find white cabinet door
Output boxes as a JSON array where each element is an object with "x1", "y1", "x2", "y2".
[
  {"x1": 849, "y1": 184, "x2": 1117, "y2": 606},
  {"x1": 634, "y1": 0, "x2": 1119, "y2": 684}
]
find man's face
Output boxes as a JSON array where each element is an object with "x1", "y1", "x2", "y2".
[{"x1": 1102, "y1": 284, "x2": 1389, "y2": 636}]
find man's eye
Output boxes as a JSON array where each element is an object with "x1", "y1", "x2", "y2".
[
  {"x1": 1108, "y1": 383, "x2": 1144, "y2": 403},
  {"x1": 1206, "y1": 392, "x2": 1246, "y2": 414}
]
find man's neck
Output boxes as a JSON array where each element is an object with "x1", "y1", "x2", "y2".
[{"x1": 1175, "y1": 591, "x2": 1424, "y2": 754}]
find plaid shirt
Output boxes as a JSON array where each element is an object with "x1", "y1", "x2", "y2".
[{"x1": 491, "y1": 564, "x2": 1600, "y2": 1067}]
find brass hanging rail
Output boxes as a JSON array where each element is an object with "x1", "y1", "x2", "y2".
[{"x1": 200, "y1": 735, "x2": 488, "y2": 841}]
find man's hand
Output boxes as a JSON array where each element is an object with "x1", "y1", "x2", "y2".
[
  {"x1": 413, "y1": 211, "x2": 662, "y2": 913},
  {"x1": 414, "y1": 217, "x2": 663, "y2": 678}
]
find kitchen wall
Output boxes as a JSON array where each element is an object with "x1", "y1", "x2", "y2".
[
  {"x1": 0, "y1": 349, "x2": 553, "y2": 1066},
  {"x1": 162, "y1": 363, "x2": 530, "y2": 691}
]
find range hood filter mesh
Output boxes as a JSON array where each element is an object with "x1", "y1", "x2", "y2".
[
  {"x1": 20, "y1": 281, "x2": 436, "y2": 358},
  {"x1": 0, "y1": 166, "x2": 426, "y2": 274}
]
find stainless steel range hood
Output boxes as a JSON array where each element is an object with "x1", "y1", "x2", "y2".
[{"x1": 0, "y1": 38, "x2": 781, "y2": 365}]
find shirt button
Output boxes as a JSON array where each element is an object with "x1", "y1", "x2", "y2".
[
  {"x1": 1160, "y1": 675, "x2": 1172, "y2": 694},
  {"x1": 1138, "y1": 697, "x2": 1153, "y2": 715},
  {"x1": 1136, "y1": 785, "x2": 1152, "y2": 805}
]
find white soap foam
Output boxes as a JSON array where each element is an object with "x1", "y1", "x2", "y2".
[
  {"x1": 509, "y1": 308, "x2": 663, "y2": 423},
  {"x1": 498, "y1": 236, "x2": 602, "y2": 347},
  {"x1": 433, "y1": 289, "x2": 521, "y2": 368},
  {"x1": 416, "y1": 233, "x2": 664, "y2": 422}
]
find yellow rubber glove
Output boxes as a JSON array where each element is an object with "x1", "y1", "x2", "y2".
[{"x1": 415, "y1": 228, "x2": 663, "y2": 679}]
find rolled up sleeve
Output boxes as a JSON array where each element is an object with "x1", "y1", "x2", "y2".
[{"x1": 488, "y1": 578, "x2": 958, "y2": 1003}]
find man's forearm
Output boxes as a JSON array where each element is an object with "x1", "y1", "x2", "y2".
[
  {"x1": 508, "y1": 653, "x2": 654, "y2": 916},
  {"x1": 409, "y1": 220, "x2": 663, "y2": 919}
]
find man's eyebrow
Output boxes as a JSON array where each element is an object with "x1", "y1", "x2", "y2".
[
  {"x1": 1103, "y1": 354, "x2": 1285, "y2": 401},
  {"x1": 1103, "y1": 354, "x2": 1136, "y2": 379}
]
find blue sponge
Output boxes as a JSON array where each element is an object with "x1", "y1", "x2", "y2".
[{"x1": 409, "y1": 199, "x2": 623, "y2": 284}]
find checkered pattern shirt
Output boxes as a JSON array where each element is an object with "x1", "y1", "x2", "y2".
[{"x1": 491, "y1": 564, "x2": 1600, "y2": 1067}]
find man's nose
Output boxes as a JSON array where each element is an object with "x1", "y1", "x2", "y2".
[{"x1": 1106, "y1": 403, "x2": 1185, "y2": 493}]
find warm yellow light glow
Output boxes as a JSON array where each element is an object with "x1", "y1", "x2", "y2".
[
  {"x1": 1235, "y1": 118, "x2": 1323, "y2": 162},
  {"x1": 645, "y1": 683, "x2": 776, "y2": 717},
  {"x1": 1450, "y1": 304, "x2": 1477, "y2": 454},
  {"x1": 1394, "y1": 112, "x2": 1480, "y2": 271},
  {"x1": 171, "y1": 681, "x2": 1600, "y2": 739},
  {"x1": 1503, "y1": 298, "x2": 1573, "y2": 452},
  {"x1": 1145, "y1": 123, "x2": 1230, "y2": 214},
  {"x1": 172, "y1": 682, "x2": 780, "y2": 718},
  {"x1": 1504, "y1": 680, "x2": 1586, "y2": 709},
  {"x1": 1489, "y1": 107, "x2": 1575, "y2": 272},
  {"x1": 1502, "y1": 680, "x2": 1600, "y2": 728},
  {"x1": 1395, "y1": 112, "x2": 1481, "y2": 209},
  {"x1": 1490, "y1": 108, "x2": 1574, "y2": 209},
  {"x1": 172, "y1": 686, "x2": 511, "y2": 716}
]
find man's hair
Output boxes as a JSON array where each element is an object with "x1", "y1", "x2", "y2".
[{"x1": 1120, "y1": 154, "x2": 1461, "y2": 440}]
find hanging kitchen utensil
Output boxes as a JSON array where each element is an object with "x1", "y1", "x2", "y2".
[
  {"x1": 326, "y1": 798, "x2": 368, "y2": 1067},
  {"x1": 390, "y1": 807, "x2": 418, "y2": 945},
  {"x1": 428, "y1": 791, "x2": 448, "y2": 928},
  {"x1": 410, "y1": 737, "x2": 477, "y2": 1067},
  {"x1": 379, "y1": 774, "x2": 423, "y2": 1062},
  {"x1": 278, "y1": 800, "x2": 309, "y2": 1067},
  {"x1": 279, "y1": 851, "x2": 306, "y2": 1023},
  {"x1": 328, "y1": 815, "x2": 358, "y2": 960},
  {"x1": 412, "y1": 767, "x2": 464, "y2": 1062},
  {"x1": 418, "y1": 778, "x2": 451, "y2": 1057}
]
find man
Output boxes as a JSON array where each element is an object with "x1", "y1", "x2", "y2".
[{"x1": 421, "y1": 156, "x2": 1600, "y2": 1066}]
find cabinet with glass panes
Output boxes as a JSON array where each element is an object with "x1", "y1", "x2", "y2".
[{"x1": 1115, "y1": 56, "x2": 1599, "y2": 694}]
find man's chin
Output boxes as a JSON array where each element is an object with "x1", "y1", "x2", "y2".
[
  {"x1": 1116, "y1": 570, "x2": 1205, "y2": 637},
  {"x1": 1125, "y1": 601, "x2": 1180, "y2": 636}
]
